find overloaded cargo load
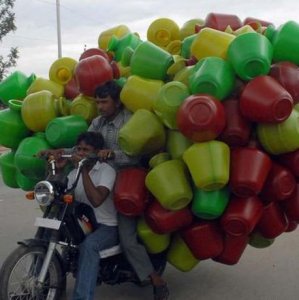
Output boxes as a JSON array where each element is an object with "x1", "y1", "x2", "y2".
[{"x1": 1, "y1": 12, "x2": 299, "y2": 271}]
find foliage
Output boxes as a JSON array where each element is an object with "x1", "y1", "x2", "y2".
[{"x1": 0, "y1": 0, "x2": 18, "y2": 81}]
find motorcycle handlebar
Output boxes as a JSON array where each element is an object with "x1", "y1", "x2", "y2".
[{"x1": 36, "y1": 151, "x2": 112, "y2": 164}]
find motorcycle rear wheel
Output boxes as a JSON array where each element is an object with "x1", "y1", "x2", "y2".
[{"x1": 0, "y1": 245, "x2": 66, "y2": 300}]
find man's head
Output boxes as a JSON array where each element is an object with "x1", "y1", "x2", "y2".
[{"x1": 94, "y1": 80, "x2": 122, "y2": 119}]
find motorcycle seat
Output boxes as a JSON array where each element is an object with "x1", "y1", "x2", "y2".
[{"x1": 100, "y1": 244, "x2": 122, "y2": 258}]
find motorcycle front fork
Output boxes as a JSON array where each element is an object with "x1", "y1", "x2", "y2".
[{"x1": 37, "y1": 241, "x2": 57, "y2": 284}]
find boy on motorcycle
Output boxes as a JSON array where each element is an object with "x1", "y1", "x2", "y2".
[{"x1": 66, "y1": 131, "x2": 118, "y2": 300}]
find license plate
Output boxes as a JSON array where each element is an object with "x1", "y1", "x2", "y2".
[{"x1": 34, "y1": 217, "x2": 61, "y2": 230}]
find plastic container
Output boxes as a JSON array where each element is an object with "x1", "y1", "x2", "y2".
[
  {"x1": 269, "y1": 61, "x2": 299, "y2": 104},
  {"x1": 27, "y1": 77, "x2": 64, "y2": 98},
  {"x1": 189, "y1": 57, "x2": 235, "y2": 100},
  {"x1": 192, "y1": 187, "x2": 229, "y2": 220},
  {"x1": 213, "y1": 234, "x2": 248, "y2": 265},
  {"x1": 153, "y1": 81, "x2": 189, "y2": 129},
  {"x1": 278, "y1": 149, "x2": 299, "y2": 178},
  {"x1": 0, "y1": 151, "x2": 18, "y2": 188},
  {"x1": 120, "y1": 75, "x2": 164, "y2": 112},
  {"x1": 21, "y1": 91, "x2": 69, "y2": 132},
  {"x1": 227, "y1": 32, "x2": 273, "y2": 80},
  {"x1": 145, "y1": 200, "x2": 193, "y2": 234},
  {"x1": 21, "y1": 90, "x2": 69, "y2": 132},
  {"x1": 230, "y1": 147, "x2": 272, "y2": 197},
  {"x1": 49, "y1": 57, "x2": 78, "y2": 85},
  {"x1": 113, "y1": 168, "x2": 148, "y2": 217},
  {"x1": 74, "y1": 55, "x2": 118, "y2": 97},
  {"x1": 204, "y1": 13, "x2": 242, "y2": 31},
  {"x1": 70, "y1": 94, "x2": 98, "y2": 124},
  {"x1": 166, "y1": 130, "x2": 193, "y2": 160},
  {"x1": 180, "y1": 18, "x2": 204, "y2": 40},
  {"x1": 98, "y1": 24, "x2": 131, "y2": 50},
  {"x1": 233, "y1": 25, "x2": 256, "y2": 36},
  {"x1": 137, "y1": 218, "x2": 170, "y2": 254},
  {"x1": 0, "y1": 71, "x2": 36, "y2": 105},
  {"x1": 123, "y1": 41, "x2": 174, "y2": 81},
  {"x1": 285, "y1": 220, "x2": 298, "y2": 232},
  {"x1": 221, "y1": 196, "x2": 264, "y2": 236},
  {"x1": 115, "y1": 60, "x2": 131, "y2": 78},
  {"x1": 264, "y1": 21, "x2": 299, "y2": 65},
  {"x1": 257, "y1": 108, "x2": 299, "y2": 155},
  {"x1": 281, "y1": 151, "x2": 299, "y2": 180},
  {"x1": 282, "y1": 184, "x2": 299, "y2": 222},
  {"x1": 243, "y1": 17, "x2": 273, "y2": 28},
  {"x1": 190, "y1": 27, "x2": 236, "y2": 60},
  {"x1": 219, "y1": 99, "x2": 252, "y2": 147},
  {"x1": 147, "y1": 18, "x2": 180, "y2": 48},
  {"x1": 16, "y1": 171, "x2": 39, "y2": 191},
  {"x1": 248, "y1": 231, "x2": 275, "y2": 248},
  {"x1": 182, "y1": 221, "x2": 224, "y2": 260},
  {"x1": 165, "y1": 39, "x2": 182, "y2": 55},
  {"x1": 148, "y1": 152, "x2": 170, "y2": 168},
  {"x1": 257, "y1": 202, "x2": 288, "y2": 239},
  {"x1": 107, "y1": 33, "x2": 142, "y2": 62},
  {"x1": 181, "y1": 34, "x2": 197, "y2": 58},
  {"x1": 0, "y1": 99, "x2": 31, "y2": 149},
  {"x1": 45, "y1": 115, "x2": 88, "y2": 148},
  {"x1": 260, "y1": 162, "x2": 296, "y2": 203},
  {"x1": 118, "y1": 109, "x2": 166, "y2": 156},
  {"x1": 145, "y1": 157, "x2": 193, "y2": 210},
  {"x1": 167, "y1": 235, "x2": 199, "y2": 272},
  {"x1": 173, "y1": 65, "x2": 194, "y2": 87},
  {"x1": 240, "y1": 75, "x2": 293, "y2": 123},
  {"x1": 79, "y1": 48, "x2": 111, "y2": 61},
  {"x1": 183, "y1": 141, "x2": 230, "y2": 191},
  {"x1": 177, "y1": 94, "x2": 226, "y2": 142},
  {"x1": 14, "y1": 132, "x2": 52, "y2": 180},
  {"x1": 64, "y1": 77, "x2": 80, "y2": 100}
]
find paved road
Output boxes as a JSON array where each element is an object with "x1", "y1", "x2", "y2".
[{"x1": 1, "y1": 175, "x2": 299, "y2": 299}]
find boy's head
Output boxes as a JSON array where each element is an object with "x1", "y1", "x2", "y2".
[{"x1": 76, "y1": 131, "x2": 104, "y2": 151}]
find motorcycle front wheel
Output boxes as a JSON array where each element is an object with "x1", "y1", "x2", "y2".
[{"x1": 0, "y1": 245, "x2": 66, "y2": 300}]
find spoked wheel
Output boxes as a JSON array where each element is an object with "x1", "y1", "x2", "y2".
[{"x1": 0, "y1": 245, "x2": 66, "y2": 300}]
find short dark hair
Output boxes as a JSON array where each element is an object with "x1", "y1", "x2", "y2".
[
  {"x1": 76, "y1": 131, "x2": 104, "y2": 150},
  {"x1": 94, "y1": 80, "x2": 121, "y2": 102}
]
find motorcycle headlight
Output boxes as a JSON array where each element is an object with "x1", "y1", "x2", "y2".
[{"x1": 34, "y1": 181, "x2": 54, "y2": 206}]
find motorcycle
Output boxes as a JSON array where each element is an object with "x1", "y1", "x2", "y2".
[{"x1": 0, "y1": 154, "x2": 167, "y2": 299}]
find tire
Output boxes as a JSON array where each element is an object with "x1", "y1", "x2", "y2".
[{"x1": 0, "y1": 245, "x2": 66, "y2": 300}]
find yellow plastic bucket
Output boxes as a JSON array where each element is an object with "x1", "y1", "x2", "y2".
[{"x1": 191, "y1": 27, "x2": 235, "y2": 60}]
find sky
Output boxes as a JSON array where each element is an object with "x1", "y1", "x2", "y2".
[{"x1": 2, "y1": 0, "x2": 299, "y2": 78}]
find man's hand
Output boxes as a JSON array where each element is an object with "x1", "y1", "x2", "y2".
[{"x1": 97, "y1": 149, "x2": 115, "y2": 162}]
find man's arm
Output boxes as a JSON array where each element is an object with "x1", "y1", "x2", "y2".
[{"x1": 113, "y1": 149, "x2": 140, "y2": 167}]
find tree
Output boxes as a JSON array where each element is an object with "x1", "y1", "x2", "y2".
[{"x1": 0, "y1": 0, "x2": 18, "y2": 81}]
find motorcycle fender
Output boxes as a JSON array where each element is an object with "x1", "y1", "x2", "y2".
[
  {"x1": 18, "y1": 238, "x2": 49, "y2": 249},
  {"x1": 17, "y1": 239, "x2": 66, "y2": 274}
]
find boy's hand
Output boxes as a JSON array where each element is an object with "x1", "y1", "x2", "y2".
[{"x1": 38, "y1": 149, "x2": 64, "y2": 160}]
